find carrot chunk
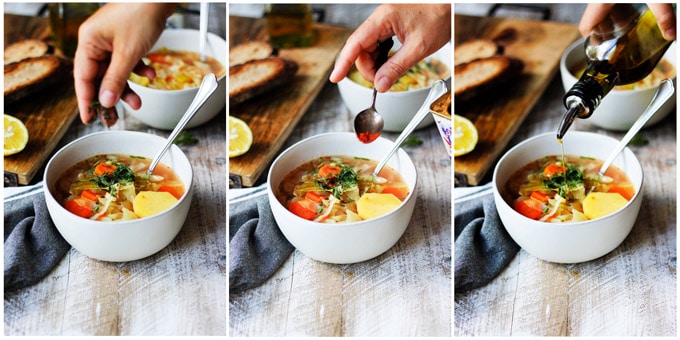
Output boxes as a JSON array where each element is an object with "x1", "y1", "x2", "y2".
[
  {"x1": 514, "y1": 198, "x2": 544, "y2": 220},
  {"x1": 530, "y1": 190, "x2": 549, "y2": 203},
  {"x1": 318, "y1": 164, "x2": 342, "y2": 179},
  {"x1": 159, "y1": 184, "x2": 185, "y2": 200},
  {"x1": 607, "y1": 185, "x2": 635, "y2": 201},
  {"x1": 304, "y1": 191, "x2": 324, "y2": 203},
  {"x1": 289, "y1": 200, "x2": 318, "y2": 220},
  {"x1": 94, "y1": 162, "x2": 116, "y2": 176},
  {"x1": 81, "y1": 189, "x2": 101, "y2": 201},
  {"x1": 543, "y1": 163, "x2": 566, "y2": 177},
  {"x1": 65, "y1": 197, "x2": 94, "y2": 219}
]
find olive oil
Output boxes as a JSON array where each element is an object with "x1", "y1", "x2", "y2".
[
  {"x1": 265, "y1": 4, "x2": 313, "y2": 48},
  {"x1": 557, "y1": 4, "x2": 673, "y2": 139}
]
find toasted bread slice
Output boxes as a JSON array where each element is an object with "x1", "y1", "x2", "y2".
[
  {"x1": 229, "y1": 56, "x2": 299, "y2": 107},
  {"x1": 454, "y1": 56, "x2": 523, "y2": 101},
  {"x1": 229, "y1": 41, "x2": 277, "y2": 67},
  {"x1": 454, "y1": 39, "x2": 502, "y2": 66},
  {"x1": 4, "y1": 39, "x2": 54, "y2": 65},
  {"x1": 4, "y1": 55, "x2": 72, "y2": 103}
]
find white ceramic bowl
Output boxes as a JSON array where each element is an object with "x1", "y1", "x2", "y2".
[
  {"x1": 267, "y1": 132, "x2": 418, "y2": 264},
  {"x1": 337, "y1": 41, "x2": 452, "y2": 132},
  {"x1": 560, "y1": 39, "x2": 676, "y2": 131},
  {"x1": 493, "y1": 131, "x2": 644, "y2": 263},
  {"x1": 44, "y1": 131, "x2": 194, "y2": 262},
  {"x1": 122, "y1": 29, "x2": 227, "y2": 130}
]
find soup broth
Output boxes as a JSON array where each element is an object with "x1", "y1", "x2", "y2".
[
  {"x1": 276, "y1": 155, "x2": 409, "y2": 223},
  {"x1": 131, "y1": 47, "x2": 226, "y2": 90},
  {"x1": 503, "y1": 155, "x2": 635, "y2": 222},
  {"x1": 55, "y1": 154, "x2": 185, "y2": 221}
]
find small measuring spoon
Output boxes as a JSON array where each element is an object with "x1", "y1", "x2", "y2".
[
  {"x1": 373, "y1": 79, "x2": 448, "y2": 177},
  {"x1": 598, "y1": 78, "x2": 674, "y2": 177},
  {"x1": 147, "y1": 74, "x2": 218, "y2": 175},
  {"x1": 354, "y1": 37, "x2": 394, "y2": 144}
]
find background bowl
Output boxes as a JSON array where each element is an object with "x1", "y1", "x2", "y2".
[
  {"x1": 337, "y1": 41, "x2": 452, "y2": 132},
  {"x1": 267, "y1": 132, "x2": 417, "y2": 264},
  {"x1": 122, "y1": 29, "x2": 227, "y2": 130},
  {"x1": 44, "y1": 131, "x2": 194, "y2": 262},
  {"x1": 492, "y1": 131, "x2": 643, "y2": 263},
  {"x1": 560, "y1": 39, "x2": 676, "y2": 131}
]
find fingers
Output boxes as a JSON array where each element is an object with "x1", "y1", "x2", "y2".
[
  {"x1": 73, "y1": 42, "x2": 102, "y2": 124},
  {"x1": 648, "y1": 3, "x2": 676, "y2": 40},
  {"x1": 329, "y1": 19, "x2": 383, "y2": 83},
  {"x1": 578, "y1": 3, "x2": 615, "y2": 38}
]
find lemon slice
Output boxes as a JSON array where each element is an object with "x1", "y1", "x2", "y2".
[
  {"x1": 229, "y1": 116, "x2": 253, "y2": 158},
  {"x1": 4, "y1": 114, "x2": 29, "y2": 156},
  {"x1": 453, "y1": 114, "x2": 478, "y2": 157}
]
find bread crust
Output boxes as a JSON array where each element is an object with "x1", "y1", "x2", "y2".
[
  {"x1": 4, "y1": 39, "x2": 54, "y2": 65},
  {"x1": 229, "y1": 41, "x2": 277, "y2": 67},
  {"x1": 229, "y1": 56, "x2": 299, "y2": 107},
  {"x1": 4, "y1": 55, "x2": 72, "y2": 103},
  {"x1": 454, "y1": 55, "x2": 523, "y2": 101},
  {"x1": 454, "y1": 39, "x2": 502, "y2": 66}
]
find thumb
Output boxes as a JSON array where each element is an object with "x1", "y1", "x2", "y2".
[{"x1": 373, "y1": 45, "x2": 422, "y2": 93}]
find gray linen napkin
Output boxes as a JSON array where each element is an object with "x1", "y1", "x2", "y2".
[
  {"x1": 229, "y1": 185, "x2": 294, "y2": 294},
  {"x1": 4, "y1": 182, "x2": 71, "y2": 291},
  {"x1": 454, "y1": 183, "x2": 519, "y2": 293}
]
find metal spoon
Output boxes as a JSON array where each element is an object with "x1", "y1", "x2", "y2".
[
  {"x1": 354, "y1": 37, "x2": 394, "y2": 144},
  {"x1": 598, "y1": 78, "x2": 674, "y2": 177},
  {"x1": 373, "y1": 79, "x2": 448, "y2": 177},
  {"x1": 199, "y1": 2, "x2": 209, "y2": 62},
  {"x1": 147, "y1": 74, "x2": 218, "y2": 175}
]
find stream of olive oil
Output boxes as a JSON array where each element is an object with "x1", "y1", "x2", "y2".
[{"x1": 557, "y1": 138, "x2": 567, "y2": 196}]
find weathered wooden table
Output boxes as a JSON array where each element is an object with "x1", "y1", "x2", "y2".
[
  {"x1": 227, "y1": 6, "x2": 451, "y2": 336},
  {"x1": 4, "y1": 10, "x2": 227, "y2": 336},
  {"x1": 454, "y1": 5, "x2": 677, "y2": 336}
]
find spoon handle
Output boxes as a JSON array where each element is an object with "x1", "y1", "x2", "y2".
[
  {"x1": 199, "y1": 2, "x2": 209, "y2": 61},
  {"x1": 148, "y1": 74, "x2": 218, "y2": 175},
  {"x1": 599, "y1": 78, "x2": 674, "y2": 176},
  {"x1": 373, "y1": 79, "x2": 448, "y2": 177}
]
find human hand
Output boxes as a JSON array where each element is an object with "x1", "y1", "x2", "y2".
[
  {"x1": 579, "y1": 3, "x2": 676, "y2": 41},
  {"x1": 329, "y1": 4, "x2": 451, "y2": 93},
  {"x1": 73, "y1": 3, "x2": 175, "y2": 124}
]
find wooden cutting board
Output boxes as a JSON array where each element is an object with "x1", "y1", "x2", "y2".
[
  {"x1": 4, "y1": 14, "x2": 79, "y2": 186},
  {"x1": 453, "y1": 14, "x2": 580, "y2": 186},
  {"x1": 228, "y1": 16, "x2": 352, "y2": 187}
]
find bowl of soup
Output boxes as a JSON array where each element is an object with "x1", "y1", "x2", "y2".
[
  {"x1": 44, "y1": 130, "x2": 194, "y2": 262},
  {"x1": 336, "y1": 40, "x2": 451, "y2": 132},
  {"x1": 493, "y1": 131, "x2": 643, "y2": 263},
  {"x1": 122, "y1": 29, "x2": 227, "y2": 130},
  {"x1": 560, "y1": 39, "x2": 676, "y2": 131},
  {"x1": 267, "y1": 132, "x2": 417, "y2": 264}
]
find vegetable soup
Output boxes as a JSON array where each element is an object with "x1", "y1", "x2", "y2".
[
  {"x1": 503, "y1": 155, "x2": 635, "y2": 222},
  {"x1": 348, "y1": 56, "x2": 450, "y2": 92},
  {"x1": 130, "y1": 47, "x2": 226, "y2": 90},
  {"x1": 54, "y1": 154, "x2": 185, "y2": 221},
  {"x1": 276, "y1": 156, "x2": 409, "y2": 223}
]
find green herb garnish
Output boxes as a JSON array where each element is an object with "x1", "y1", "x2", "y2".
[
  {"x1": 542, "y1": 164, "x2": 584, "y2": 198},
  {"x1": 401, "y1": 135, "x2": 423, "y2": 147},
  {"x1": 174, "y1": 131, "x2": 199, "y2": 145}
]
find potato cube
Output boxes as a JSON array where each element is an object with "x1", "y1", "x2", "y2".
[
  {"x1": 357, "y1": 193, "x2": 402, "y2": 220},
  {"x1": 133, "y1": 191, "x2": 178, "y2": 218},
  {"x1": 583, "y1": 192, "x2": 628, "y2": 220}
]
